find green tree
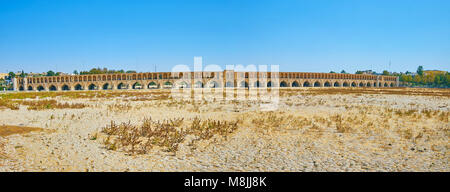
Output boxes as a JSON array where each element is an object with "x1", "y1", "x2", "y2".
[
  {"x1": 340, "y1": 70, "x2": 346, "y2": 74},
  {"x1": 329, "y1": 71, "x2": 335, "y2": 73},
  {"x1": 73, "y1": 70, "x2": 78, "y2": 75},
  {"x1": 382, "y1": 70, "x2": 390, "y2": 76},
  {"x1": 355, "y1": 71, "x2": 363, "y2": 74},
  {"x1": 417, "y1": 66, "x2": 424, "y2": 76},
  {"x1": 8, "y1": 72, "x2": 15, "y2": 79},
  {"x1": 46, "y1": 70, "x2": 56, "y2": 76}
]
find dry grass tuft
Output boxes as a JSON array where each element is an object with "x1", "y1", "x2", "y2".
[
  {"x1": 19, "y1": 99, "x2": 87, "y2": 110},
  {"x1": 101, "y1": 117, "x2": 239, "y2": 154}
]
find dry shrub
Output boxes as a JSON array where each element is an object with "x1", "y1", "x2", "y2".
[
  {"x1": 333, "y1": 114, "x2": 352, "y2": 133},
  {"x1": 189, "y1": 117, "x2": 239, "y2": 140},
  {"x1": 251, "y1": 112, "x2": 308, "y2": 133},
  {"x1": 107, "y1": 103, "x2": 132, "y2": 112},
  {"x1": 101, "y1": 117, "x2": 239, "y2": 154},
  {"x1": 0, "y1": 138, "x2": 6, "y2": 159},
  {"x1": 0, "y1": 99, "x2": 19, "y2": 110},
  {"x1": 19, "y1": 99, "x2": 86, "y2": 110}
]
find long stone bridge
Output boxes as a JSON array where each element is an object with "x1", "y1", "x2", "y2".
[{"x1": 13, "y1": 70, "x2": 399, "y2": 91}]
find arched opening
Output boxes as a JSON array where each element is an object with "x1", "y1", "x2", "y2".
[
  {"x1": 313, "y1": 81, "x2": 321, "y2": 87},
  {"x1": 373, "y1": 82, "x2": 377, "y2": 87},
  {"x1": 163, "y1": 81, "x2": 172, "y2": 88},
  {"x1": 333, "y1": 82, "x2": 340, "y2": 87},
  {"x1": 117, "y1": 83, "x2": 128, "y2": 89},
  {"x1": 27, "y1": 86, "x2": 33, "y2": 91},
  {"x1": 351, "y1": 82, "x2": 357, "y2": 87},
  {"x1": 148, "y1": 82, "x2": 158, "y2": 89},
  {"x1": 303, "y1": 81, "x2": 311, "y2": 87},
  {"x1": 267, "y1": 81, "x2": 272, "y2": 87},
  {"x1": 359, "y1": 82, "x2": 364, "y2": 87},
  {"x1": 88, "y1": 84, "x2": 98, "y2": 90},
  {"x1": 75, "y1": 84, "x2": 83, "y2": 90},
  {"x1": 240, "y1": 81, "x2": 248, "y2": 88},
  {"x1": 324, "y1": 82, "x2": 331, "y2": 87},
  {"x1": 292, "y1": 81, "x2": 299, "y2": 87},
  {"x1": 37, "y1": 86, "x2": 45, "y2": 91},
  {"x1": 384, "y1": 83, "x2": 388, "y2": 87},
  {"x1": 280, "y1": 81, "x2": 288, "y2": 87},
  {"x1": 226, "y1": 81, "x2": 234, "y2": 88},
  {"x1": 19, "y1": 86, "x2": 24, "y2": 91},
  {"x1": 378, "y1": 82, "x2": 382, "y2": 87},
  {"x1": 208, "y1": 81, "x2": 219, "y2": 88},
  {"x1": 195, "y1": 81, "x2": 203, "y2": 88},
  {"x1": 343, "y1": 82, "x2": 349, "y2": 87},
  {"x1": 62, "y1": 85, "x2": 70, "y2": 91},
  {"x1": 102, "y1": 83, "x2": 110, "y2": 90},
  {"x1": 177, "y1": 81, "x2": 189, "y2": 88},
  {"x1": 132, "y1": 82, "x2": 142, "y2": 89},
  {"x1": 49, "y1": 85, "x2": 57, "y2": 91},
  {"x1": 367, "y1": 82, "x2": 371, "y2": 87},
  {"x1": 390, "y1": 83, "x2": 394, "y2": 87},
  {"x1": 254, "y1": 81, "x2": 261, "y2": 88}
]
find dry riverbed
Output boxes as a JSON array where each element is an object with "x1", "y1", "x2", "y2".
[{"x1": 0, "y1": 88, "x2": 448, "y2": 171}]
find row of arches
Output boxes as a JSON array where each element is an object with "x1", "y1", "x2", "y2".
[
  {"x1": 283, "y1": 81, "x2": 395, "y2": 88},
  {"x1": 21, "y1": 80, "x2": 394, "y2": 91}
]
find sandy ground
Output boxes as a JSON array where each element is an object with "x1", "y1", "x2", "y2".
[{"x1": 0, "y1": 88, "x2": 448, "y2": 172}]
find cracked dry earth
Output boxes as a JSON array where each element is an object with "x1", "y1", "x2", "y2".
[{"x1": 0, "y1": 88, "x2": 449, "y2": 172}]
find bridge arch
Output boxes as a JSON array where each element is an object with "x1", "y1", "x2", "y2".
[
  {"x1": 324, "y1": 81, "x2": 331, "y2": 87},
  {"x1": 37, "y1": 85, "x2": 45, "y2": 91},
  {"x1": 117, "y1": 83, "x2": 128, "y2": 90},
  {"x1": 75, "y1": 84, "x2": 83, "y2": 90},
  {"x1": 359, "y1": 82, "x2": 364, "y2": 87},
  {"x1": 384, "y1": 82, "x2": 388, "y2": 87},
  {"x1": 366, "y1": 82, "x2": 371, "y2": 87},
  {"x1": 163, "y1": 81, "x2": 173, "y2": 88},
  {"x1": 343, "y1": 82, "x2": 349, "y2": 87},
  {"x1": 225, "y1": 81, "x2": 234, "y2": 88},
  {"x1": 88, "y1": 83, "x2": 98, "y2": 90},
  {"x1": 19, "y1": 86, "x2": 24, "y2": 91},
  {"x1": 280, "y1": 81, "x2": 288, "y2": 87},
  {"x1": 132, "y1": 82, "x2": 142, "y2": 89},
  {"x1": 49, "y1": 85, "x2": 57, "y2": 91},
  {"x1": 313, "y1": 81, "x2": 321, "y2": 87},
  {"x1": 292, "y1": 81, "x2": 299, "y2": 87},
  {"x1": 148, "y1": 82, "x2": 158, "y2": 89},
  {"x1": 208, "y1": 81, "x2": 220, "y2": 88},
  {"x1": 62, "y1": 84, "x2": 70, "y2": 91},
  {"x1": 195, "y1": 81, "x2": 203, "y2": 88},
  {"x1": 254, "y1": 81, "x2": 261, "y2": 88},
  {"x1": 102, "y1": 83, "x2": 111, "y2": 90},
  {"x1": 351, "y1": 82, "x2": 357, "y2": 87},
  {"x1": 176, "y1": 81, "x2": 189, "y2": 88},
  {"x1": 303, "y1": 81, "x2": 311, "y2": 87},
  {"x1": 334, "y1": 82, "x2": 340, "y2": 87},
  {"x1": 27, "y1": 86, "x2": 33, "y2": 91}
]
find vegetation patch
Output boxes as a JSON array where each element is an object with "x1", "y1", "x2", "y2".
[
  {"x1": 101, "y1": 117, "x2": 239, "y2": 154},
  {"x1": 0, "y1": 125, "x2": 45, "y2": 137}
]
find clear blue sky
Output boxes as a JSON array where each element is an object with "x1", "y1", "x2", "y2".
[{"x1": 1, "y1": 0, "x2": 449, "y2": 74}]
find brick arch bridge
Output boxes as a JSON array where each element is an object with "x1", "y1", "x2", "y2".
[{"x1": 13, "y1": 70, "x2": 399, "y2": 91}]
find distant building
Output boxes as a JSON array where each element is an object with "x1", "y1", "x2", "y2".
[
  {"x1": 0, "y1": 73, "x2": 8, "y2": 80},
  {"x1": 357, "y1": 70, "x2": 376, "y2": 75}
]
